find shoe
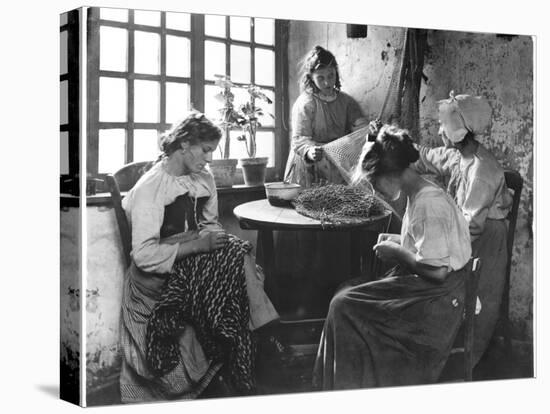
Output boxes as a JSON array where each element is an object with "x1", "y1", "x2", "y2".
[{"x1": 258, "y1": 334, "x2": 292, "y2": 360}]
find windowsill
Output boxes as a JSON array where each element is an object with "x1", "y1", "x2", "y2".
[{"x1": 60, "y1": 184, "x2": 268, "y2": 208}]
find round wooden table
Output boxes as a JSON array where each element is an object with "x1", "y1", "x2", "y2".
[{"x1": 233, "y1": 199, "x2": 392, "y2": 311}]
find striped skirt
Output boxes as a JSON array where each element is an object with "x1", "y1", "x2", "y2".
[{"x1": 120, "y1": 236, "x2": 254, "y2": 402}]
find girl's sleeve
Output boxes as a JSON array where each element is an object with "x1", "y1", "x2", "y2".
[
  {"x1": 413, "y1": 145, "x2": 458, "y2": 177},
  {"x1": 291, "y1": 96, "x2": 318, "y2": 159},
  {"x1": 346, "y1": 95, "x2": 366, "y2": 131},
  {"x1": 129, "y1": 191, "x2": 179, "y2": 274}
]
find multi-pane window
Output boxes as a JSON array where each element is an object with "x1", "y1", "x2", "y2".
[
  {"x1": 60, "y1": 10, "x2": 80, "y2": 194},
  {"x1": 202, "y1": 16, "x2": 277, "y2": 166},
  {"x1": 86, "y1": 7, "x2": 287, "y2": 184},
  {"x1": 89, "y1": 8, "x2": 192, "y2": 175}
]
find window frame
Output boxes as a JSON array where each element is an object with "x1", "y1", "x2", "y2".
[
  {"x1": 60, "y1": 9, "x2": 80, "y2": 195},
  {"x1": 86, "y1": 7, "x2": 289, "y2": 186}
]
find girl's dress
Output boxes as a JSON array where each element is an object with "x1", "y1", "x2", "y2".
[
  {"x1": 119, "y1": 160, "x2": 278, "y2": 402},
  {"x1": 275, "y1": 91, "x2": 369, "y2": 319},
  {"x1": 313, "y1": 185, "x2": 472, "y2": 389},
  {"x1": 284, "y1": 91, "x2": 364, "y2": 187},
  {"x1": 414, "y1": 143, "x2": 512, "y2": 363}
]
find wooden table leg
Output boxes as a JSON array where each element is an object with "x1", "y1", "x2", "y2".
[
  {"x1": 350, "y1": 230, "x2": 362, "y2": 277},
  {"x1": 256, "y1": 229, "x2": 279, "y2": 309}
]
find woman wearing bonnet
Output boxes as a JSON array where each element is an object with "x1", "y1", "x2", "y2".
[{"x1": 413, "y1": 91, "x2": 513, "y2": 364}]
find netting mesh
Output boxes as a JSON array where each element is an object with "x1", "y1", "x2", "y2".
[
  {"x1": 293, "y1": 184, "x2": 386, "y2": 226},
  {"x1": 321, "y1": 28, "x2": 427, "y2": 186}
]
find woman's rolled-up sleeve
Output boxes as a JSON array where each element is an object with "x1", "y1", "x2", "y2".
[{"x1": 409, "y1": 216, "x2": 451, "y2": 269}]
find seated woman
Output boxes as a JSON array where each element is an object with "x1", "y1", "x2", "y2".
[
  {"x1": 119, "y1": 112, "x2": 283, "y2": 402},
  {"x1": 313, "y1": 125, "x2": 472, "y2": 390},
  {"x1": 413, "y1": 92, "x2": 512, "y2": 363}
]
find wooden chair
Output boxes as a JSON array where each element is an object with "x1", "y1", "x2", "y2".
[
  {"x1": 449, "y1": 257, "x2": 482, "y2": 381},
  {"x1": 497, "y1": 169, "x2": 524, "y2": 350},
  {"x1": 104, "y1": 161, "x2": 153, "y2": 268},
  {"x1": 371, "y1": 247, "x2": 482, "y2": 381}
]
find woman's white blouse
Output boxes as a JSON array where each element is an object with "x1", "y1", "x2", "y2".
[
  {"x1": 401, "y1": 185, "x2": 472, "y2": 271},
  {"x1": 121, "y1": 160, "x2": 222, "y2": 274}
]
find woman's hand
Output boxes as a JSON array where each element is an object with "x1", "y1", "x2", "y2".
[
  {"x1": 373, "y1": 240, "x2": 402, "y2": 264},
  {"x1": 377, "y1": 233, "x2": 401, "y2": 245},
  {"x1": 366, "y1": 119, "x2": 382, "y2": 139},
  {"x1": 306, "y1": 146, "x2": 324, "y2": 162},
  {"x1": 196, "y1": 230, "x2": 229, "y2": 253}
]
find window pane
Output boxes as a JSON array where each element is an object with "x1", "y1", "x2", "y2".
[
  {"x1": 134, "y1": 129, "x2": 159, "y2": 162},
  {"x1": 99, "y1": 77, "x2": 127, "y2": 122},
  {"x1": 134, "y1": 80, "x2": 159, "y2": 123},
  {"x1": 98, "y1": 129, "x2": 125, "y2": 173},
  {"x1": 166, "y1": 35, "x2": 190, "y2": 77},
  {"x1": 100, "y1": 8, "x2": 128, "y2": 22},
  {"x1": 256, "y1": 89, "x2": 275, "y2": 127},
  {"x1": 230, "y1": 45, "x2": 251, "y2": 84},
  {"x1": 60, "y1": 13, "x2": 68, "y2": 26},
  {"x1": 255, "y1": 48, "x2": 275, "y2": 86},
  {"x1": 60, "y1": 132, "x2": 69, "y2": 175},
  {"x1": 100, "y1": 26, "x2": 127, "y2": 72},
  {"x1": 232, "y1": 87, "x2": 249, "y2": 108},
  {"x1": 134, "y1": 10, "x2": 160, "y2": 26},
  {"x1": 254, "y1": 18, "x2": 274, "y2": 45},
  {"x1": 166, "y1": 12, "x2": 190, "y2": 31},
  {"x1": 230, "y1": 16, "x2": 250, "y2": 42},
  {"x1": 205, "y1": 14, "x2": 226, "y2": 38},
  {"x1": 205, "y1": 41, "x2": 226, "y2": 81},
  {"x1": 166, "y1": 82, "x2": 190, "y2": 124},
  {"x1": 229, "y1": 130, "x2": 274, "y2": 166},
  {"x1": 60, "y1": 30, "x2": 68, "y2": 75},
  {"x1": 60, "y1": 80, "x2": 68, "y2": 124},
  {"x1": 253, "y1": 131, "x2": 275, "y2": 167},
  {"x1": 134, "y1": 31, "x2": 160, "y2": 74},
  {"x1": 204, "y1": 84, "x2": 223, "y2": 124}
]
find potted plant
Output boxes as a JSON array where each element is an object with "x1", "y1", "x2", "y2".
[
  {"x1": 235, "y1": 85, "x2": 274, "y2": 186},
  {"x1": 209, "y1": 74, "x2": 239, "y2": 188}
]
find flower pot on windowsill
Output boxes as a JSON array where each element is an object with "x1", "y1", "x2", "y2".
[
  {"x1": 209, "y1": 158, "x2": 238, "y2": 188},
  {"x1": 240, "y1": 157, "x2": 268, "y2": 187}
]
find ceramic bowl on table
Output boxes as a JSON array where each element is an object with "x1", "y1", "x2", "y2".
[{"x1": 264, "y1": 182, "x2": 302, "y2": 207}]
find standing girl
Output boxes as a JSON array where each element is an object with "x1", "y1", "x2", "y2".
[{"x1": 284, "y1": 45, "x2": 368, "y2": 187}]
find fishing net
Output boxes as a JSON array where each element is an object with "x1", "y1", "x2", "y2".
[
  {"x1": 321, "y1": 125, "x2": 372, "y2": 184},
  {"x1": 321, "y1": 28, "x2": 427, "y2": 186},
  {"x1": 293, "y1": 184, "x2": 387, "y2": 226}
]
